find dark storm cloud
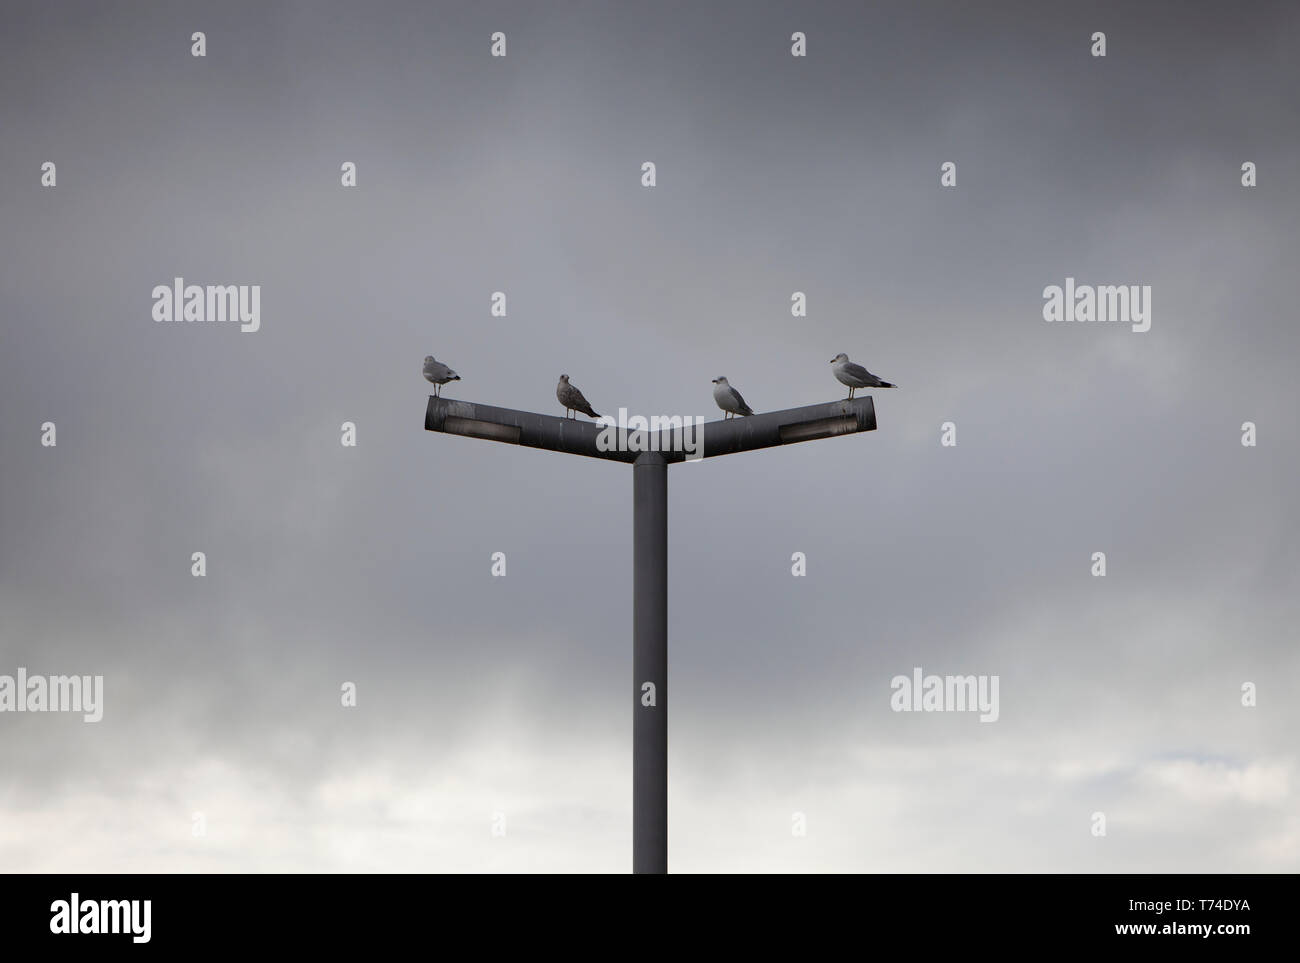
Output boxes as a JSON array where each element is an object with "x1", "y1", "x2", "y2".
[{"x1": 1, "y1": 0, "x2": 1296, "y2": 870}]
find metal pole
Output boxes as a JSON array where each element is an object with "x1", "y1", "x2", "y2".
[
  {"x1": 425, "y1": 395, "x2": 877, "y2": 872},
  {"x1": 633, "y1": 451, "x2": 668, "y2": 873}
]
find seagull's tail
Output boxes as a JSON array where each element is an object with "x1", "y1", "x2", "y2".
[
  {"x1": 451, "y1": 374, "x2": 461, "y2": 381},
  {"x1": 879, "y1": 381, "x2": 897, "y2": 388}
]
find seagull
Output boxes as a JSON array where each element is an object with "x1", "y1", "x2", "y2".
[
  {"x1": 423, "y1": 356, "x2": 460, "y2": 396},
  {"x1": 829, "y1": 353, "x2": 896, "y2": 399},
  {"x1": 557, "y1": 374, "x2": 600, "y2": 419},
  {"x1": 711, "y1": 377, "x2": 755, "y2": 419}
]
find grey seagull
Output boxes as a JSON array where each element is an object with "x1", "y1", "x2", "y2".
[
  {"x1": 711, "y1": 376, "x2": 755, "y2": 419},
  {"x1": 423, "y1": 355, "x2": 460, "y2": 396},
  {"x1": 830, "y1": 352, "x2": 896, "y2": 399},
  {"x1": 556, "y1": 374, "x2": 600, "y2": 419}
]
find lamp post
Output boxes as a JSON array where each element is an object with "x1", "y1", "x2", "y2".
[{"x1": 425, "y1": 394, "x2": 878, "y2": 872}]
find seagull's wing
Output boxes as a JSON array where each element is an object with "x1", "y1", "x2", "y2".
[
  {"x1": 843, "y1": 361, "x2": 873, "y2": 383},
  {"x1": 728, "y1": 385, "x2": 753, "y2": 414},
  {"x1": 563, "y1": 384, "x2": 598, "y2": 415}
]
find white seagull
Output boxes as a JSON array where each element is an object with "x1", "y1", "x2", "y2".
[
  {"x1": 556, "y1": 374, "x2": 601, "y2": 419},
  {"x1": 711, "y1": 377, "x2": 755, "y2": 419},
  {"x1": 423, "y1": 356, "x2": 460, "y2": 396},
  {"x1": 829, "y1": 353, "x2": 896, "y2": 399}
]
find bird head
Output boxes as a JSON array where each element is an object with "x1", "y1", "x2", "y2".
[
  {"x1": 559, "y1": 374, "x2": 569, "y2": 383},
  {"x1": 830, "y1": 353, "x2": 849, "y2": 364},
  {"x1": 712, "y1": 377, "x2": 728, "y2": 384},
  {"x1": 424, "y1": 355, "x2": 435, "y2": 364}
]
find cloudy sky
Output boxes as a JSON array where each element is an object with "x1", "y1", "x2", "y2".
[{"x1": 1, "y1": 0, "x2": 1297, "y2": 872}]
